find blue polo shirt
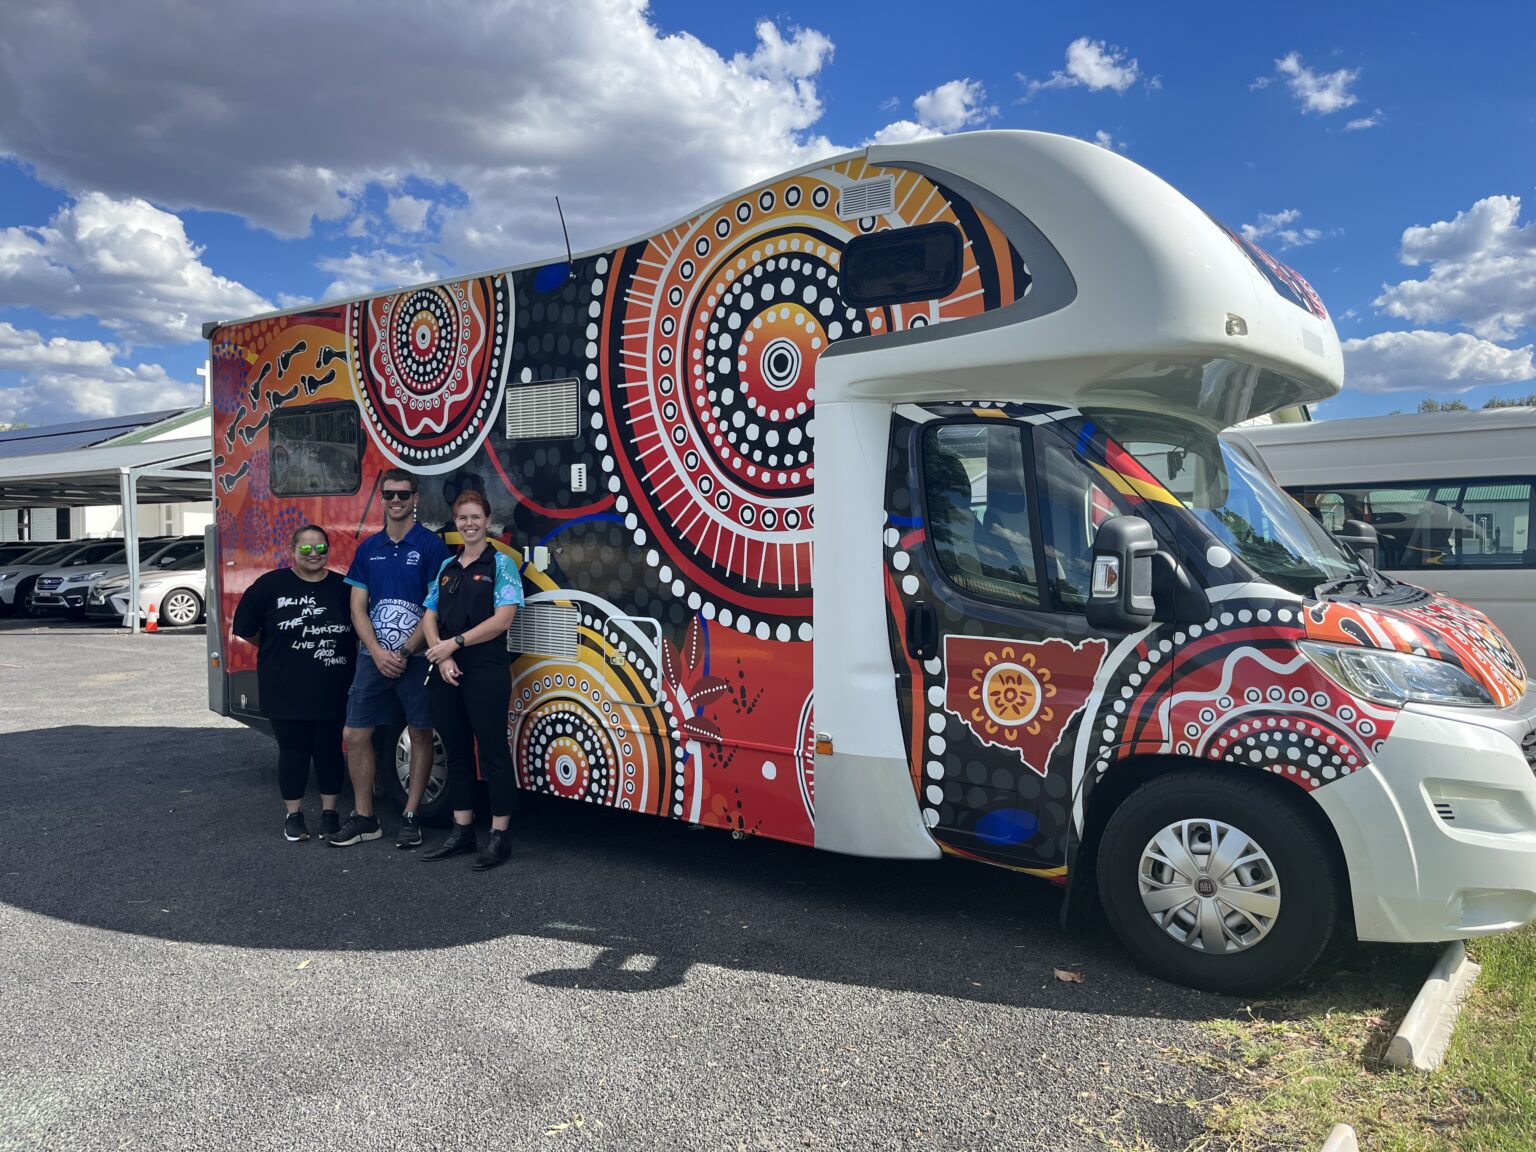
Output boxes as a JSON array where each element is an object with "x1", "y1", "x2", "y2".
[{"x1": 344, "y1": 521, "x2": 450, "y2": 654}]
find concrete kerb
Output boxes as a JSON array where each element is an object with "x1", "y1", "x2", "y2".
[
  {"x1": 1319, "y1": 1123, "x2": 1358, "y2": 1152},
  {"x1": 1385, "y1": 940, "x2": 1481, "y2": 1072}
]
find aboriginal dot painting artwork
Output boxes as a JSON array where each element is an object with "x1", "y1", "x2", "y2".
[
  {"x1": 211, "y1": 157, "x2": 1029, "y2": 848},
  {"x1": 881, "y1": 402, "x2": 1525, "y2": 877}
]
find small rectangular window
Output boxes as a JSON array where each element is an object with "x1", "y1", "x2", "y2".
[
  {"x1": 269, "y1": 401, "x2": 363, "y2": 496},
  {"x1": 842, "y1": 223, "x2": 963, "y2": 309},
  {"x1": 921, "y1": 423, "x2": 1038, "y2": 606},
  {"x1": 1289, "y1": 479, "x2": 1535, "y2": 570}
]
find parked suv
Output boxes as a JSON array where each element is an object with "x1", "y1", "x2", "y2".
[
  {"x1": 29, "y1": 537, "x2": 198, "y2": 617},
  {"x1": 0, "y1": 540, "x2": 123, "y2": 616}
]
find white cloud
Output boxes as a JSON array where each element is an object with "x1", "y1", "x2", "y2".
[
  {"x1": 0, "y1": 194, "x2": 271, "y2": 345},
  {"x1": 868, "y1": 78, "x2": 994, "y2": 145},
  {"x1": 387, "y1": 195, "x2": 432, "y2": 233},
  {"x1": 1089, "y1": 129, "x2": 1127, "y2": 152},
  {"x1": 1268, "y1": 52, "x2": 1360, "y2": 115},
  {"x1": 1024, "y1": 37, "x2": 1141, "y2": 97},
  {"x1": 1345, "y1": 109, "x2": 1383, "y2": 131},
  {"x1": 316, "y1": 250, "x2": 448, "y2": 300},
  {"x1": 1342, "y1": 330, "x2": 1536, "y2": 393},
  {"x1": 0, "y1": 3, "x2": 842, "y2": 271},
  {"x1": 0, "y1": 324, "x2": 197, "y2": 422},
  {"x1": 1375, "y1": 195, "x2": 1536, "y2": 341},
  {"x1": 1241, "y1": 208, "x2": 1324, "y2": 250}
]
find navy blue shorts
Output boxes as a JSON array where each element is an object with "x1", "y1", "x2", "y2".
[{"x1": 345, "y1": 649, "x2": 433, "y2": 730}]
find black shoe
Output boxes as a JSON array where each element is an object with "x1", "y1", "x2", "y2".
[
  {"x1": 422, "y1": 823, "x2": 476, "y2": 861},
  {"x1": 471, "y1": 829, "x2": 512, "y2": 872},
  {"x1": 319, "y1": 809, "x2": 341, "y2": 839},
  {"x1": 284, "y1": 811, "x2": 309, "y2": 843},
  {"x1": 328, "y1": 811, "x2": 381, "y2": 847},
  {"x1": 396, "y1": 812, "x2": 422, "y2": 849}
]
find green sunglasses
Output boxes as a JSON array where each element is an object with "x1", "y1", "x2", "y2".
[{"x1": 296, "y1": 543, "x2": 329, "y2": 556}]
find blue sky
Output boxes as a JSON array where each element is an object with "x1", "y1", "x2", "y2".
[{"x1": 1, "y1": 0, "x2": 1533, "y2": 425}]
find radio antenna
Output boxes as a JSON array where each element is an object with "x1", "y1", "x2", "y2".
[{"x1": 555, "y1": 196, "x2": 573, "y2": 269}]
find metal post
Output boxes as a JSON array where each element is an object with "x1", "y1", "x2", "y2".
[{"x1": 122, "y1": 467, "x2": 141, "y2": 634}]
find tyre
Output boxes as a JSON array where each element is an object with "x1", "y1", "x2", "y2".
[
  {"x1": 377, "y1": 723, "x2": 452, "y2": 825},
  {"x1": 158, "y1": 588, "x2": 204, "y2": 628},
  {"x1": 1095, "y1": 769, "x2": 1341, "y2": 996}
]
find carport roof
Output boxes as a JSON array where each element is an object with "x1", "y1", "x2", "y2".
[{"x1": 0, "y1": 439, "x2": 211, "y2": 509}]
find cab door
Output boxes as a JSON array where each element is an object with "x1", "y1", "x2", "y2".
[{"x1": 885, "y1": 407, "x2": 1126, "y2": 872}]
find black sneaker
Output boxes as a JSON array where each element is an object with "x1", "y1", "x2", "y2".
[
  {"x1": 396, "y1": 812, "x2": 422, "y2": 849},
  {"x1": 284, "y1": 812, "x2": 309, "y2": 843},
  {"x1": 319, "y1": 809, "x2": 341, "y2": 839},
  {"x1": 328, "y1": 811, "x2": 381, "y2": 847}
]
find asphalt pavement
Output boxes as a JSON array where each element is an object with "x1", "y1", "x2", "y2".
[{"x1": 0, "y1": 617, "x2": 1235, "y2": 1151}]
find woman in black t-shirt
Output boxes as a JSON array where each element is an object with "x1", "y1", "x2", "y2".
[{"x1": 233, "y1": 524, "x2": 358, "y2": 843}]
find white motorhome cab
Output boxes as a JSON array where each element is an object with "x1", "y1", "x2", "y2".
[
  {"x1": 205, "y1": 131, "x2": 1536, "y2": 993},
  {"x1": 1244, "y1": 407, "x2": 1536, "y2": 658}
]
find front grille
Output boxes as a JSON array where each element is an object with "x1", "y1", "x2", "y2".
[
  {"x1": 1521, "y1": 729, "x2": 1536, "y2": 773},
  {"x1": 36, "y1": 577, "x2": 62, "y2": 591}
]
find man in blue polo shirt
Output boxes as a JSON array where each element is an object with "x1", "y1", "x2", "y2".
[{"x1": 331, "y1": 468, "x2": 450, "y2": 848}]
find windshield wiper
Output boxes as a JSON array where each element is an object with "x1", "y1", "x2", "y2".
[{"x1": 1313, "y1": 568, "x2": 1388, "y2": 601}]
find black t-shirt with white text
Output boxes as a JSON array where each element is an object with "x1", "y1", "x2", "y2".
[{"x1": 232, "y1": 568, "x2": 357, "y2": 720}]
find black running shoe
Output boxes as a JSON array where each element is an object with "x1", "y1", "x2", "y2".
[
  {"x1": 328, "y1": 811, "x2": 381, "y2": 847},
  {"x1": 396, "y1": 812, "x2": 422, "y2": 849},
  {"x1": 319, "y1": 809, "x2": 341, "y2": 839},
  {"x1": 284, "y1": 812, "x2": 309, "y2": 843}
]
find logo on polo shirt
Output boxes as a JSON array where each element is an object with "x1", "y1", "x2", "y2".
[{"x1": 406, "y1": 550, "x2": 421, "y2": 566}]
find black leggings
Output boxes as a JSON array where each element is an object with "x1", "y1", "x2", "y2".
[
  {"x1": 270, "y1": 717, "x2": 346, "y2": 802},
  {"x1": 428, "y1": 648, "x2": 518, "y2": 818}
]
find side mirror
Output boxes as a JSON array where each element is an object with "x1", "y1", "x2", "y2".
[
  {"x1": 1087, "y1": 516, "x2": 1159, "y2": 635},
  {"x1": 1335, "y1": 519, "x2": 1379, "y2": 569}
]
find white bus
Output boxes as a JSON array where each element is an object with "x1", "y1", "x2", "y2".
[
  {"x1": 1243, "y1": 408, "x2": 1536, "y2": 659},
  {"x1": 207, "y1": 131, "x2": 1536, "y2": 994}
]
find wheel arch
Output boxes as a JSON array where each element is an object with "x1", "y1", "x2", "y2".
[{"x1": 1064, "y1": 752, "x2": 1356, "y2": 939}]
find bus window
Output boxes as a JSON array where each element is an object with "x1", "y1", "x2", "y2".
[
  {"x1": 1034, "y1": 436, "x2": 1124, "y2": 609},
  {"x1": 1287, "y1": 479, "x2": 1535, "y2": 569},
  {"x1": 921, "y1": 424, "x2": 1039, "y2": 606},
  {"x1": 269, "y1": 402, "x2": 364, "y2": 496}
]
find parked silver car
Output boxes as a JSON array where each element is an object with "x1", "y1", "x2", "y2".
[
  {"x1": 29, "y1": 537, "x2": 199, "y2": 616},
  {"x1": 86, "y1": 549, "x2": 207, "y2": 627},
  {"x1": 0, "y1": 539, "x2": 128, "y2": 616}
]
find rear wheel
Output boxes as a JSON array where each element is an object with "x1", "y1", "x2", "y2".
[
  {"x1": 1095, "y1": 769, "x2": 1341, "y2": 996},
  {"x1": 378, "y1": 724, "x2": 451, "y2": 825},
  {"x1": 159, "y1": 588, "x2": 203, "y2": 627}
]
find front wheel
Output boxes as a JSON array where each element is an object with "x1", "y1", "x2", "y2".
[
  {"x1": 377, "y1": 724, "x2": 451, "y2": 825},
  {"x1": 158, "y1": 588, "x2": 204, "y2": 627},
  {"x1": 1096, "y1": 769, "x2": 1342, "y2": 996}
]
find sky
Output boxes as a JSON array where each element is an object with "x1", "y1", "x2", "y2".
[{"x1": 1, "y1": 0, "x2": 1533, "y2": 427}]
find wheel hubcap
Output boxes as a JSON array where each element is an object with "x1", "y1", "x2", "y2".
[
  {"x1": 396, "y1": 729, "x2": 447, "y2": 806},
  {"x1": 164, "y1": 593, "x2": 198, "y2": 625},
  {"x1": 1137, "y1": 818, "x2": 1281, "y2": 955}
]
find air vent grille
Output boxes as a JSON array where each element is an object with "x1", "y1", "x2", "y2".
[
  {"x1": 836, "y1": 176, "x2": 896, "y2": 220},
  {"x1": 1522, "y1": 728, "x2": 1536, "y2": 772},
  {"x1": 506, "y1": 378, "x2": 580, "y2": 441},
  {"x1": 507, "y1": 603, "x2": 580, "y2": 658},
  {"x1": 1433, "y1": 800, "x2": 1456, "y2": 824}
]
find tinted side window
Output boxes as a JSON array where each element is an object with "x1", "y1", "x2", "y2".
[
  {"x1": 1290, "y1": 480, "x2": 1535, "y2": 569},
  {"x1": 270, "y1": 402, "x2": 364, "y2": 496},
  {"x1": 1035, "y1": 436, "x2": 1127, "y2": 609},
  {"x1": 843, "y1": 224, "x2": 963, "y2": 308},
  {"x1": 922, "y1": 424, "x2": 1038, "y2": 606}
]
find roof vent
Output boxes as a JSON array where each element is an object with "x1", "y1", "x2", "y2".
[
  {"x1": 836, "y1": 176, "x2": 896, "y2": 221},
  {"x1": 506, "y1": 378, "x2": 580, "y2": 441}
]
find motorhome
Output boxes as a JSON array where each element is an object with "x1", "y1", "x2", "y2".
[
  {"x1": 205, "y1": 131, "x2": 1536, "y2": 993},
  {"x1": 1244, "y1": 407, "x2": 1536, "y2": 658}
]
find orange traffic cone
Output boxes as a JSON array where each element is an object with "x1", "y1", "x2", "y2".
[{"x1": 145, "y1": 603, "x2": 159, "y2": 633}]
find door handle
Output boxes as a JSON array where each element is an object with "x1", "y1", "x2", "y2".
[{"x1": 906, "y1": 600, "x2": 938, "y2": 661}]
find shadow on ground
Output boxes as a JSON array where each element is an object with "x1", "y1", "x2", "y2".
[{"x1": 0, "y1": 723, "x2": 1235, "y2": 1022}]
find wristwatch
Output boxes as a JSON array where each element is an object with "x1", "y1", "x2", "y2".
[{"x1": 454, "y1": 633, "x2": 466, "y2": 648}]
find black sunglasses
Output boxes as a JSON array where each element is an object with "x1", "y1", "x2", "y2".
[{"x1": 381, "y1": 489, "x2": 415, "y2": 502}]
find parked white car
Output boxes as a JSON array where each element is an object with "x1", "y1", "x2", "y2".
[
  {"x1": 0, "y1": 539, "x2": 127, "y2": 615},
  {"x1": 31, "y1": 537, "x2": 201, "y2": 616},
  {"x1": 86, "y1": 551, "x2": 206, "y2": 627}
]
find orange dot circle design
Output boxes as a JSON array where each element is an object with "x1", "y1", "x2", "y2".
[{"x1": 969, "y1": 647, "x2": 1056, "y2": 740}]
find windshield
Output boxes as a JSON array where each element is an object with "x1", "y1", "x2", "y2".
[
  {"x1": 13, "y1": 543, "x2": 78, "y2": 567},
  {"x1": 1090, "y1": 411, "x2": 1364, "y2": 597}
]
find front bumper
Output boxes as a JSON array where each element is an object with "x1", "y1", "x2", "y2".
[
  {"x1": 85, "y1": 588, "x2": 135, "y2": 620},
  {"x1": 31, "y1": 587, "x2": 90, "y2": 610},
  {"x1": 1313, "y1": 689, "x2": 1536, "y2": 943}
]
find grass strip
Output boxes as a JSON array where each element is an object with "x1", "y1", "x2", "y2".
[{"x1": 1185, "y1": 926, "x2": 1536, "y2": 1151}]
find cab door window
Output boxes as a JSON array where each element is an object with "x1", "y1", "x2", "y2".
[{"x1": 921, "y1": 424, "x2": 1040, "y2": 606}]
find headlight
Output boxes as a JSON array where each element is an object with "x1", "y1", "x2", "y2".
[
  {"x1": 1300, "y1": 641, "x2": 1494, "y2": 709},
  {"x1": 70, "y1": 569, "x2": 108, "y2": 583},
  {"x1": 0, "y1": 573, "x2": 13, "y2": 586}
]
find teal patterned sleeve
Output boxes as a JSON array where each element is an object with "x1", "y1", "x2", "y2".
[{"x1": 493, "y1": 552, "x2": 524, "y2": 608}]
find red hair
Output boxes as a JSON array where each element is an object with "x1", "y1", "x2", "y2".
[{"x1": 452, "y1": 490, "x2": 491, "y2": 517}]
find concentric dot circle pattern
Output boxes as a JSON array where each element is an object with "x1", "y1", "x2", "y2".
[{"x1": 348, "y1": 275, "x2": 512, "y2": 474}]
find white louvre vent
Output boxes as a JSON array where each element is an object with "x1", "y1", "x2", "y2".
[
  {"x1": 836, "y1": 176, "x2": 896, "y2": 220},
  {"x1": 507, "y1": 603, "x2": 580, "y2": 658},
  {"x1": 506, "y1": 378, "x2": 580, "y2": 440}
]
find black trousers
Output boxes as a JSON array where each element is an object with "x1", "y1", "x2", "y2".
[
  {"x1": 427, "y1": 647, "x2": 518, "y2": 817},
  {"x1": 270, "y1": 717, "x2": 346, "y2": 801}
]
